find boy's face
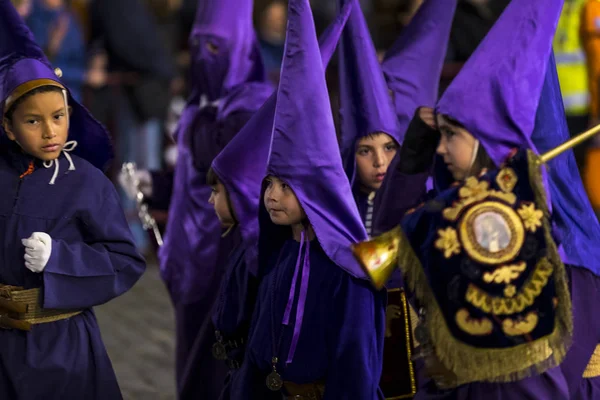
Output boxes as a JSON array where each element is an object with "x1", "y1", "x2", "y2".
[
  {"x1": 208, "y1": 181, "x2": 235, "y2": 227},
  {"x1": 355, "y1": 133, "x2": 398, "y2": 191},
  {"x1": 3, "y1": 91, "x2": 69, "y2": 162},
  {"x1": 263, "y1": 175, "x2": 304, "y2": 226},
  {"x1": 436, "y1": 114, "x2": 478, "y2": 181}
]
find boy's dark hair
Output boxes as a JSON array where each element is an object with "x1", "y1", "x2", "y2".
[
  {"x1": 4, "y1": 85, "x2": 64, "y2": 121},
  {"x1": 206, "y1": 167, "x2": 219, "y2": 186},
  {"x1": 471, "y1": 145, "x2": 496, "y2": 176},
  {"x1": 207, "y1": 167, "x2": 239, "y2": 231},
  {"x1": 440, "y1": 114, "x2": 496, "y2": 176}
]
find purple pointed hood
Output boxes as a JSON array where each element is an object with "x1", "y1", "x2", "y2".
[
  {"x1": 382, "y1": 0, "x2": 456, "y2": 141},
  {"x1": 211, "y1": 1, "x2": 353, "y2": 277},
  {"x1": 338, "y1": 0, "x2": 400, "y2": 183},
  {"x1": 264, "y1": 0, "x2": 368, "y2": 279},
  {"x1": 0, "y1": 0, "x2": 112, "y2": 170},
  {"x1": 436, "y1": 0, "x2": 564, "y2": 166},
  {"x1": 531, "y1": 52, "x2": 600, "y2": 276},
  {"x1": 174, "y1": 0, "x2": 274, "y2": 143},
  {"x1": 189, "y1": 0, "x2": 269, "y2": 103}
]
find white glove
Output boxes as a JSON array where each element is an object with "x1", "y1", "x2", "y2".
[
  {"x1": 118, "y1": 169, "x2": 153, "y2": 200},
  {"x1": 22, "y1": 232, "x2": 53, "y2": 273}
]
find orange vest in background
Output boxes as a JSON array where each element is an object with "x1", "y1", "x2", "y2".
[{"x1": 581, "y1": 1, "x2": 600, "y2": 209}]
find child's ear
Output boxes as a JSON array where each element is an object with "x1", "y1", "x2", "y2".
[{"x1": 2, "y1": 117, "x2": 16, "y2": 141}]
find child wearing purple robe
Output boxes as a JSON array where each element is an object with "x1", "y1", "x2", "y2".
[
  {"x1": 136, "y1": 0, "x2": 275, "y2": 397},
  {"x1": 0, "y1": 1, "x2": 146, "y2": 399},
  {"x1": 338, "y1": 0, "x2": 455, "y2": 243},
  {"x1": 338, "y1": 2, "x2": 456, "y2": 397},
  {"x1": 231, "y1": 0, "x2": 385, "y2": 398},
  {"x1": 356, "y1": 0, "x2": 600, "y2": 398},
  {"x1": 185, "y1": 7, "x2": 356, "y2": 399}
]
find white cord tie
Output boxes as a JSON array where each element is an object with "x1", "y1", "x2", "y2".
[{"x1": 43, "y1": 140, "x2": 77, "y2": 185}]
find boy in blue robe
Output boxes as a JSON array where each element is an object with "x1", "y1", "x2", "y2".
[{"x1": 0, "y1": 1, "x2": 146, "y2": 399}]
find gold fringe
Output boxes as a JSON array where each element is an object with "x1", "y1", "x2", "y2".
[{"x1": 394, "y1": 151, "x2": 573, "y2": 386}]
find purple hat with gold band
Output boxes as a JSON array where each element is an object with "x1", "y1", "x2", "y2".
[{"x1": 0, "y1": 0, "x2": 112, "y2": 170}]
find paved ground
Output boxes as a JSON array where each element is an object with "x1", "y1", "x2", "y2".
[{"x1": 96, "y1": 262, "x2": 177, "y2": 400}]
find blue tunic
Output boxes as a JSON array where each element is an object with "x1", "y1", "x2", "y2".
[
  {"x1": 0, "y1": 142, "x2": 146, "y2": 399},
  {"x1": 232, "y1": 239, "x2": 386, "y2": 399}
]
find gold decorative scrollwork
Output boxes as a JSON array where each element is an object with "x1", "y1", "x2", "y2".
[
  {"x1": 483, "y1": 262, "x2": 527, "y2": 284},
  {"x1": 517, "y1": 202, "x2": 544, "y2": 233},
  {"x1": 496, "y1": 168, "x2": 518, "y2": 193},
  {"x1": 502, "y1": 312, "x2": 539, "y2": 336},
  {"x1": 443, "y1": 178, "x2": 517, "y2": 222},
  {"x1": 435, "y1": 227, "x2": 461, "y2": 259},
  {"x1": 455, "y1": 308, "x2": 493, "y2": 336},
  {"x1": 465, "y1": 258, "x2": 554, "y2": 315}
]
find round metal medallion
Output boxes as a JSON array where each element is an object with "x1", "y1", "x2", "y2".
[
  {"x1": 458, "y1": 201, "x2": 525, "y2": 265},
  {"x1": 212, "y1": 342, "x2": 227, "y2": 360},
  {"x1": 266, "y1": 371, "x2": 283, "y2": 391}
]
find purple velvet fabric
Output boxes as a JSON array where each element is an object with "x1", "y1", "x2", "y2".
[
  {"x1": 231, "y1": 240, "x2": 386, "y2": 399},
  {"x1": 560, "y1": 266, "x2": 600, "y2": 398},
  {"x1": 0, "y1": 141, "x2": 145, "y2": 399},
  {"x1": 530, "y1": 53, "x2": 600, "y2": 276},
  {"x1": 436, "y1": 0, "x2": 563, "y2": 167}
]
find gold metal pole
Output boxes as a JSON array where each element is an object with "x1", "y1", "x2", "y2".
[{"x1": 539, "y1": 124, "x2": 600, "y2": 164}]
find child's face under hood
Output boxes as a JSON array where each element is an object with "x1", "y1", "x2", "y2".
[
  {"x1": 3, "y1": 90, "x2": 69, "y2": 162},
  {"x1": 436, "y1": 113, "x2": 478, "y2": 181},
  {"x1": 355, "y1": 132, "x2": 398, "y2": 192},
  {"x1": 263, "y1": 175, "x2": 305, "y2": 226}
]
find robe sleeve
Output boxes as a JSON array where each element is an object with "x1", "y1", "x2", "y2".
[
  {"x1": 324, "y1": 276, "x2": 386, "y2": 400},
  {"x1": 42, "y1": 185, "x2": 146, "y2": 310},
  {"x1": 373, "y1": 157, "x2": 429, "y2": 235}
]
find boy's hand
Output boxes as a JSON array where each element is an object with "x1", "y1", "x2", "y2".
[{"x1": 22, "y1": 232, "x2": 52, "y2": 273}]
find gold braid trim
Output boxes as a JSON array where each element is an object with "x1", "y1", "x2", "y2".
[
  {"x1": 394, "y1": 151, "x2": 573, "y2": 387},
  {"x1": 0, "y1": 285, "x2": 82, "y2": 325}
]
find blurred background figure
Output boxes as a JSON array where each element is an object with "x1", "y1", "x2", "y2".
[
  {"x1": 10, "y1": 0, "x2": 31, "y2": 17},
  {"x1": 89, "y1": 0, "x2": 177, "y2": 254},
  {"x1": 553, "y1": 0, "x2": 589, "y2": 166},
  {"x1": 257, "y1": 0, "x2": 287, "y2": 81},
  {"x1": 26, "y1": 0, "x2": 87, "y2": 101}
]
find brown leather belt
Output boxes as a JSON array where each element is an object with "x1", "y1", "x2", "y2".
[
  {"x1": 0, "y1": 284, "x2": 82, "y2": 331},
  {"x1": 283, "y1": 381, "x2": 325, "y2": 400}
]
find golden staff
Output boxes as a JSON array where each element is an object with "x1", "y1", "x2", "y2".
[{"x1": 539, "y1": 123, "x2": 600, "y2": 164}]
